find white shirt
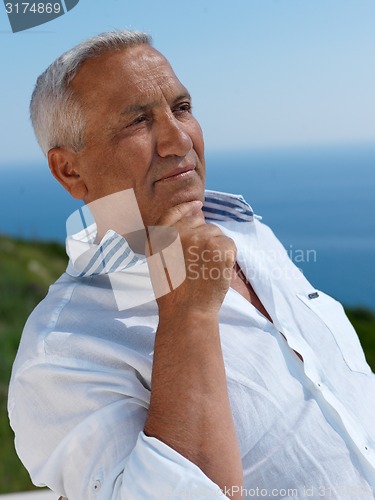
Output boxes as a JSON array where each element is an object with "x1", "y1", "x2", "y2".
[{"x1": 8, "y1": 190, "x2": 375, "y2": 499}]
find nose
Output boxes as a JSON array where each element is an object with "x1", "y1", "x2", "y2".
[{"x1": 156, "y1": 113, "x2": 193, "y2": 158}]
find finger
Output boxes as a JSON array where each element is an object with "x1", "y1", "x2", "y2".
[
  {"x1": 175, "y1": 220, "x2": 223, "y2": 237},
  {"x1": 157, "y1": 200, "x2": 203, "y2": 227}
]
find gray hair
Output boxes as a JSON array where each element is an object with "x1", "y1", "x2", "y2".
[{"x1": 30, "y1": 30, "x2": 152, "y2": 156}]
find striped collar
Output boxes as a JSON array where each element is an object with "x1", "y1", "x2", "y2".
[{"x1": 66, "y1": 190, "x2": 256, "y2": 278}]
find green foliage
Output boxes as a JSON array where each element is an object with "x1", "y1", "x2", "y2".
[
  {"x1": 0, "y1": 235, "x2": 67, "y2": 493},
  {"x1": 345, "y1": 307, "x2": 375, "y2": 371},
  {"x1": 0, "y1": 235, "x2": 374, "y2": 493}
]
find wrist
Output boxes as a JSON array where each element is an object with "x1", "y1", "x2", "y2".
[{"x1": 158, "y1": 306, "x2": 219, "y2": 326}]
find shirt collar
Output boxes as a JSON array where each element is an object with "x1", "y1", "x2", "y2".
[{"x1": 66, "y1": 190, "x2": 256, "y2": 278}]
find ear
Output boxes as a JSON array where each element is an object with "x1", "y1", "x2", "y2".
[{"x1": 48, "y1": 147, "x2": 88, "y2": 200}]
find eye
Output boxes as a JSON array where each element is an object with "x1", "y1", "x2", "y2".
[
  {"x1": 173, "y1": 102, "x2": 192, "y2": 114},
  {"x1": 129, "y1": 115, "x2": 148, "y2": 127}
]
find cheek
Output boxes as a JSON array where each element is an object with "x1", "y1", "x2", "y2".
[
  {"x1": 100, "y1": 148, "x2": 150, "y2": 189},
  {"x1": 115, "y1": 136, "x2": 154, "y2": 171}
]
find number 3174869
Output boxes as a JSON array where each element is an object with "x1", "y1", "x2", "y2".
[{"x1": 5, "y1": 3, "x2": 61, "y2": 14}]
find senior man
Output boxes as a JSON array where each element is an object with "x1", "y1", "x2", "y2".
[{"x1": 8, "y1": 31, "x2": 375, "y2": 499}]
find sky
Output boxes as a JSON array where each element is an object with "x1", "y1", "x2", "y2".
[{"x1": 0, "y1": 0, "x2": 375, "y2": 166}]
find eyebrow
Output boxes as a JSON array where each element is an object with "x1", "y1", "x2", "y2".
[{"x1": 119, "y1": 92, "x2": 192, "y2": 117}]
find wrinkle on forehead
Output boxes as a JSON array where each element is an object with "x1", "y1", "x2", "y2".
[
  {"x1": 126, "y1": 72, "x2": 182, "y2": 99},
  {"x1": 71, "y1": 45, "x2": 186, "y2": 112},
  {"x1": 72, "y1": 46, "x2": 176, "y2": 91},
  {"x1": 117, "y1": 50, "x2": 185, "y2": 102}
]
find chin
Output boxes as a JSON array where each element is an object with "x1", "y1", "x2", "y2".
[
  {"x1": 170, "y1": 184, "x2": 204, "y2": 206},
  {"x1": 144, "y1": 179, "x2": 205, "y2": 225}
]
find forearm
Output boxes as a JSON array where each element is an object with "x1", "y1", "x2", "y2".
[{"x1": 144, "y1": 309, "x2": 243, "y2": 498}]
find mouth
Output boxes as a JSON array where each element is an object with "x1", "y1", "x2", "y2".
[{"x1": 155, "y1": 165, "x2": 196, "y2": 183}]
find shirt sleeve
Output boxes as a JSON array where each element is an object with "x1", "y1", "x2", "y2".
[
  {"x1": 116, "y1": 432, "x2": 228, "y2": 499},
  {"x1": 8, "y1": 355, "x2": 228, "y2": 500}
]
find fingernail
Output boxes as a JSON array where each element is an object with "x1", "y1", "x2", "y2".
[
  {"x1": 190, "y1": 201, "x2": 203, "y2": 213},
  {"x1": 191, "y1": 200, "x2": 203, "y2": 208}
]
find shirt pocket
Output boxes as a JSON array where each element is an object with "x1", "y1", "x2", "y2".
[{"x1": 296, "y1": 290, "x2": 372, "y2": 375}]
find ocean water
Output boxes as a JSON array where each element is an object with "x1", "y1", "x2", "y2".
[
  {"x1": 206, "y1": 144, "x2": 375, "y2": 310},
  {"x1": 1, "y1": 144, "x2": 374, "y2": 310}
]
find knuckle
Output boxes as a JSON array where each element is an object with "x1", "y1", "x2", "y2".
[
  {"x1": 205, "y1": 223, "x2": 222, "y2": 236},
  {"x1": 215, "y1": 236, "x2": 237, "y2": 265},
  {"x1": 226, "y1": 236, "x2": 237, "y2": 253}
]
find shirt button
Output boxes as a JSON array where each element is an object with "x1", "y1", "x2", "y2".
[{"x1": 93, "y1": 480, "x2": 101, "y2": 493}]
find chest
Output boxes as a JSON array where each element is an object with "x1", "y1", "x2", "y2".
[{"x1": 230, "y1": 263, "x2": 272, "y2": 323}]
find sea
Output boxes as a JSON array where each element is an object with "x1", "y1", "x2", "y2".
[{"x1": 1, "y1": 143, "x2": 374, "y2": 311}]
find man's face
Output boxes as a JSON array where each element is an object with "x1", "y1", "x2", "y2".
[{"x1": 69, "y1": 44, "x2": 206, "y2": 227}]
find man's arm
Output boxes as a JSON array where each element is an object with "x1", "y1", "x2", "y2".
[
  {"x1": 144, "y1": 200, "x2": 244, "y2": 499},
  {"x1": 8, "y1": 199, "x2": 243, "y2": 499}
]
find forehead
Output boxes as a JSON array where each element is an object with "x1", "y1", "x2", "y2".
[{"x1": 71, "y1": 45, "x2": 186, "y2": 106}]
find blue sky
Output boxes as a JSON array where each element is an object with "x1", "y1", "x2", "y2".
[{"x1": 1, "y1": 0, "x2": 375, "y2": 166}]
